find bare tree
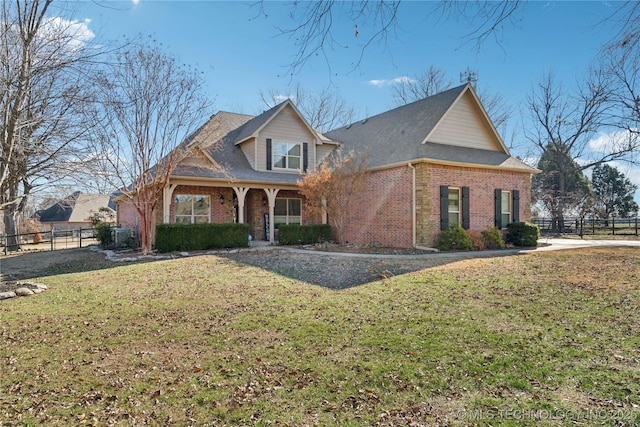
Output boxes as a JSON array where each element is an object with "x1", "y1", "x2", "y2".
[
  {"x1": 527, "y1": 70, "x2": 639, "y2": 231},
  {"x1": 86, "y1": 39, "x2": 212, "y2": 255},
  {"x1": 391, "y1": 67, "x2": 511, "y2": 131},
  {"x1": 260, "y1": 83, "x2": 357, "y2": 132},
  {"x1": 0, "y1": 0, "x2": 98, "y2": 251},
  {"x1": 391, "y1": 66, "x2": 452, "y2": 106},
  {"x1": 296, "y1": 148, "x2": 369, "y2": 244}
]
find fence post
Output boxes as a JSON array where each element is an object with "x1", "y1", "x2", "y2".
[
  {"x1": 636, "y1": 217, "x2": 638, "y2": 236},
  {"x1": 50, "y1": 228, "x2": 54, "y2": 251},
  {"x1": 79, "y1": 228, "x2": 82, "y2": 248},
  {"x1": 612, "y1": 216, "x2": 615, "y2": 235}
]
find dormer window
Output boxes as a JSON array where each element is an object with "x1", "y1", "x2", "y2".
[{"x1": 273, "y1": 142, "x2": 301, "y2": 170}]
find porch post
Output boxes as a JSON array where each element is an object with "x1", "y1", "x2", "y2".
[
  {"x1": 163, "y1": 184, "x2": 177, "y2": 223},
  {"x1": 264, "y1": 188, "x2": 279, "y2": 243},
  {"x1": 233, "y1": 187, "x2": 250, "y2": 223}
]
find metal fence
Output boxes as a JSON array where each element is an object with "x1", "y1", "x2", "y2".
[
  {"x1": 0, "y1": 227, "x2": 99, "y2": 254},
  {"x1": 532, "y1": 217, "x2": 640, "y2": 236}
]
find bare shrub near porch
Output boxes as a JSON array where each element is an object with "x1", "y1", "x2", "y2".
[{"x1": 297, "y1": 149, "x2": 369, "y2": 244}]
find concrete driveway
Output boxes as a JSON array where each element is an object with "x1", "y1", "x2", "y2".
[{"x1": 535, "y1": 237, "x2": 640, "y2": 251}]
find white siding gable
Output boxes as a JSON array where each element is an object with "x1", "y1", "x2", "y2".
[
  {"x1": 256, "y1": 104, "x2": 319, "y2": 172},
  {"x1": 427, "y1": 91, "x2": 504, "y2": 152}
]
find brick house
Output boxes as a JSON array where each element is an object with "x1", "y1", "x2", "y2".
[{"x1": 117, "y1": 83, "x2": 537, "y2": 248}]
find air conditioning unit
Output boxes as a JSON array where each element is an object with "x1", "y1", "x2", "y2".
[{"x1": 114, "y1": 228, "x2": 132, "y2": 247}]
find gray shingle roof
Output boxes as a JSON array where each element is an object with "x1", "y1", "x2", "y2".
[
  {"x1": 324, "y1": 84, "x2": 536, "y2": 172},
  {"x1": 36, "y1": 192, "x2": 115, "y2": 223},
  {"x1": 172, "y1": 110, "x2": 303, "y2": 185}
]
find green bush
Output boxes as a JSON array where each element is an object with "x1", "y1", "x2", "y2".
[
  {"x1": 437, "y1": 224, "x2": 474, "y2": 251},
  {"x1": 155, "y1": 223, "x2": 250, "y2": 252},
  {"x1": 482, "y1": 227, "x2": 506, "y2": 250},
  {"x1": 505, "y1": 222, "x2": 540, "y2": 247},
  {"x1": 278, "y1": 224, "x2": 332, "y2": 245},
  {"x1": 93, "y1": 222, "x2": 113, "y2": 249}
]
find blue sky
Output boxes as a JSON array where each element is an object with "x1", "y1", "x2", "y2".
[
  {"x1": 60, "y1": 1, "x2": 639, "y2": 194},
  {"x1": 67, "y1": 1, "x2": 617, "y2": 117}
]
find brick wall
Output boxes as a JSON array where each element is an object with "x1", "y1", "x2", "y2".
[
  {"x1": 340, "y1": 167, "x2": 414, "y2": 248},
  {"x1": 336, "y1": 163, "x2": 532, "y2": 249},
  {"x1": 418, "y1": 163, "x2": 532, "y2": 246}
]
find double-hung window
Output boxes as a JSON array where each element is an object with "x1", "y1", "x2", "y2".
[
  {"x1": 501, "y1": 191, "x2": 511, "y2": 226},
  {"x1": 274, "y1": 198, "x2": 301, "y2": 226},
  {"x1": 174, "y1": 195, "x2": 210, "y2": 224},
  {"x1": 448, "y1": 188, "x2": 461, "y2": 226},
  {"x1": 273, "y1": 142, "x2": 301, "y2": 170}
]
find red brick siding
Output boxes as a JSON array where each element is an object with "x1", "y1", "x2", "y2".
[
  {"x1": 117, "y1": 199, "x2": 141, "y2": 231},
  {"x1": 340, "y1": 167, "x2": 414, "y2": 248},
  {"x1": 419, "y1": 163, "x2": 531, "y2": 246},
  {"x1": 170, "y1": 186, "x2": 234, "y2": 223}
]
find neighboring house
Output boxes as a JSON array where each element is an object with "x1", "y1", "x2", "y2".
[
  {"x1": 117, "y1": 83, "x2": 538, "y2": 248},
  {"x1": 35, "y1": 192, "x2": 116, "y2": 233}
]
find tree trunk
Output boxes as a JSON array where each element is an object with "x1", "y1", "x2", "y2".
[{"x1": 3, "y1": 203, "x2": 21, "y2": 252}]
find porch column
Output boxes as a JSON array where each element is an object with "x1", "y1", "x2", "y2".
[
  {"x1": 163, "y1": 184, "x2": 177, "y2": 223},
  {"x1": 232, "y1": 187, "x2": 250, "y2": 223},
  {"x1": 264, "y1": 188, "x2": 279, "y2": 243}
]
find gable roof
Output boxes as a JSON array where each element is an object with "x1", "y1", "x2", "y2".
[
  {"x1": 232, "y1": 99, "x2": 324, "y2": 145},
  {"x1": 324, "y1": 84, "x2": 537, "y2": 172},
  {"x1": 36, "y1": 192, "x2": 115, "y2": 223},
  {"x1": 171, "y1": 111, "x2": 306, "y2": 185}
]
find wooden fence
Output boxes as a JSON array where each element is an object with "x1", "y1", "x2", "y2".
[{"x1": 532, "y1": 217, "x2": 640, "y2": 236}]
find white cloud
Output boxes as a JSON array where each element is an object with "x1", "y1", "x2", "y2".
[
  {"x1": 37, "y1": 16, "x2": 95, "y2": 52},
  {"x1": 588, "y1": 129, "x2": 638, "y2": 153},
  {"x1": 366, "y1": 76, "x2": 415, "y2": 87},
  {"x1": 132, "y1": 0, "x2": 140, "y2": 5}
]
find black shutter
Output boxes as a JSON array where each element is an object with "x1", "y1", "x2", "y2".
[
  {"x1": 440, "y1": 185, "x2": 449, "y2": 231},
  {"x1": 303, "y1": 142, "x2": 308, "y2": 172},
  {"x1": 266, "y1": 138, "x2": 272, "y2": 170},
  {"x1": 462, "y1": 186, "x2": 470, "y2": 230},
  {"x1": 494, "y1": 188, "x2": 502, "y2": 228},
  {"x1": 512, "y1": 190, "x2": 520, "y2": 223}
]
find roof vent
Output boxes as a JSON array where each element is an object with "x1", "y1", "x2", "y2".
[
  {"x1": 345, "y1": 124, "x2": 352, "y2": 129},
  {"x1": 361, "y1": 119, "x2": 368, "y2": 124}
]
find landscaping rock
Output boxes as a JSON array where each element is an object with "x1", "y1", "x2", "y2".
[
  {"x1": 15, "y1": 287, "x2": 34, "y2": 296},
  {"x1": 0, "y1": 291, "x2": 16, "y2": 300}
]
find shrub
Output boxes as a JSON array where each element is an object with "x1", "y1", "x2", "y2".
[
  {"x1": 467, "y1": 230, "x2": 485, "y2": 251},
  {"x1": 437, "y1": 224, "x2": 474, "y2": 251},
  {"x1": 93, "y1": 223, "x2": 114, "y2": 249},
  {"x1": 482, "y1": 227, "x2": 506, "y2": 250},
  {"x1": 278, "y1": 224, "x2": 332, "y2": 245},
  {"x1": 90, "y1": 208, "x2": 115, "y2": 249},
  {"x1": 505, "y1": 222, "x2": 540, "y2": 247},
  {"x1": 155, "y1": 223, "x2": 250, "y2": 252}
]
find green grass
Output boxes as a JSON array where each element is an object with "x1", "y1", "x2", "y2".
[{"x1": 1, "y1": 248, "x2": 640, "y2": 426}]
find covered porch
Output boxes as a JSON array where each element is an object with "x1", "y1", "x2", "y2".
[{"x1": 161, "y1": 180, "x2": 312, "y2": 244}]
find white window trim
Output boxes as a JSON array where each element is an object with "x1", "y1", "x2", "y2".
[
  {"x1": 448, "y1": 187, "x2": 461, "y2": 226},
  {"x1": 274, "y1": 197, "x2": 302, "y2": 226},
  {"x1": 501, "y1": 190, "x2": 511, "y2": 225},
  {"x1": 174, "y1": 194, "x2": 211, "y2": 224},
  {"x1": 272, "y1": 141, "x2": 302, "y2": 171}
]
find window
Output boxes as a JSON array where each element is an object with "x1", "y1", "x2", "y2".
[
  {"x1": 501, "y1": 190, "x2": 511, "y2": 226},
  {"x1": 440, "y1": 185, "x2": 469, "y2": 230},
  {"x1": 448, "y1": 188, "x2": 460, "y2": 226},
  {"x1": 174, "y1": 195, "x2": 210, "y2": 224},
  {"x1": 273, "y1": 142, "x2": 301, "y2": 170},
  {"x1": 274, "y1": 198, "x2": 301, "y2": 226}
]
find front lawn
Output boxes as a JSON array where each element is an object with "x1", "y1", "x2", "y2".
[{"x1": 1, "y1": 247, "x2": 639, "y2": 426}]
